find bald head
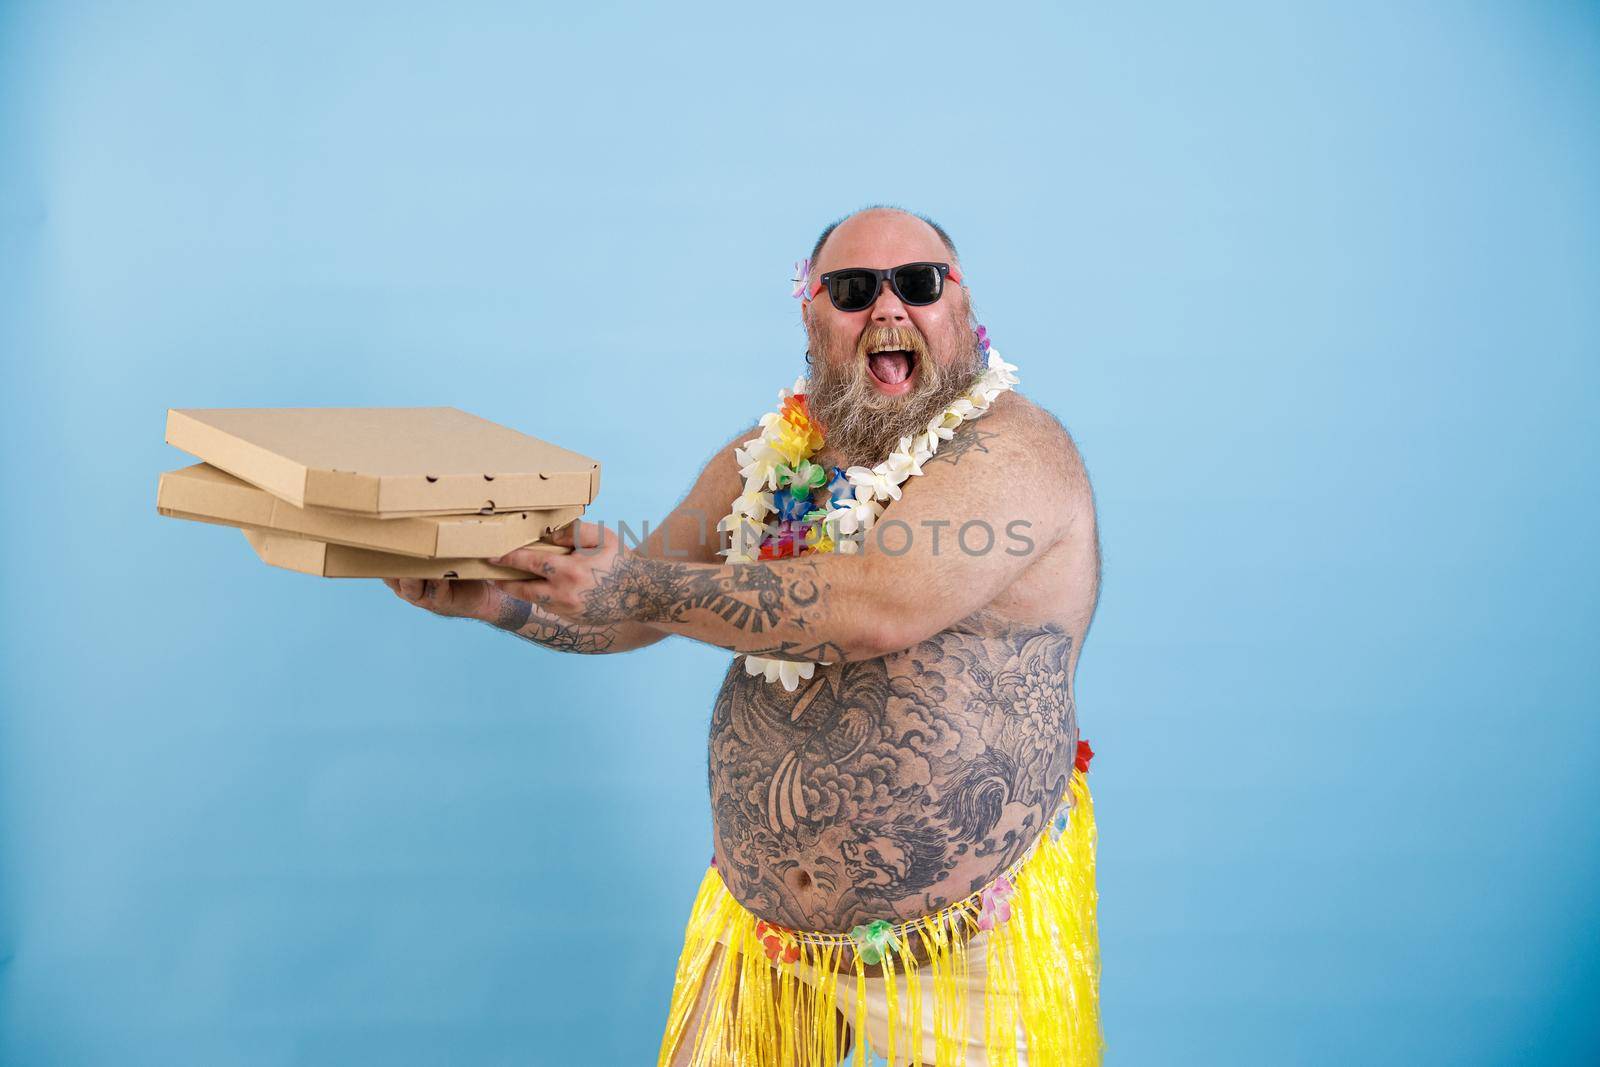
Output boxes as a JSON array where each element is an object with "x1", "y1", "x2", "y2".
[{"x1": 809, "y1": 205, "x2": 961, "y2": 276}]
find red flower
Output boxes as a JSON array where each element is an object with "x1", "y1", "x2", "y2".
[
  {"x1": 758, "y1": 540, "x2": 795, "y2": 560},
  {"x1": 1075, "y1": 739, "x2": 1095, "y2": 774},
  {"x1": 754, "y1": 920, "x2": 801, "y2": 964}
]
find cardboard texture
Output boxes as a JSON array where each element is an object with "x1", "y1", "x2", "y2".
[
  {"x1": 166, "y1": 407, "x2": 601, "y2": 514},
  {"x1": 241, "y1": 528, "x2": 567, "y2": 579},
  {"x1": 158, "y1": 463, "x2": 583, "y2": 558}
]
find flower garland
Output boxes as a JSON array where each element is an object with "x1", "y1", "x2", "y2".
[{"x1": 717, "y1": 330, "x2": 1020, "y2": 689}]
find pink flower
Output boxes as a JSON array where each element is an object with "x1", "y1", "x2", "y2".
[
  {"x1": 791, "y1": 258, "x2": 811, "y2": 299},
  {"x1": 975, "y1": 875, "x2": 1015, "y2": 931}
]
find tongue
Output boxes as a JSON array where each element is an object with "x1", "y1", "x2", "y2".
[{"x1": 869, "y1": 351, "x2": 911, "y2": 385}]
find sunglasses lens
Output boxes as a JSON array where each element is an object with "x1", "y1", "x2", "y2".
[
  {"x1": 828, "y1": 271, "x2": 878, "y2": 311},
  {"x1": 893, "y1": 264, "x2": 943, "y2": 305}
]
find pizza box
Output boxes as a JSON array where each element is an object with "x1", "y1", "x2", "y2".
[
  {"x1": 165, "y1": 407, "x2": 600, "y2": 515},
  {"x1": 240, "y1": 528, "x2": 566, "y2": 579},
  {"x1": 157, "y1": 462, "x2": 583, "y2": 558}
]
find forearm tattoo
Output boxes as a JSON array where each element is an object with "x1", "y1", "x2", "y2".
[
  {"x1": 490, "y1": 594, "x2": 621, "y2": 655},
  {"x1": 708, "y1": 614, "x2": 1079, "y2": 932},
  {"x1": 580, "y1": 556, "x2": 827, "y2": 645}
]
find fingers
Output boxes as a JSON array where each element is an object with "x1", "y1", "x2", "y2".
[
  {"x1": 554, "y1": 519, "x2": 606, "y2": 550},
  {"x1": 489, "y1": 546, "x2": 560, "y2": 573},
  {"x1": 387, "y1": 577, "x2": 449, "y2": 611},
  {"x1": 490, "y1": 578, "x2": 551, "y2": 605}
]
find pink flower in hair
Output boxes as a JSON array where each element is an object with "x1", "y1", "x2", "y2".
[{"x1": 791, "y1": 258, "x2": 811, "y2": 299}]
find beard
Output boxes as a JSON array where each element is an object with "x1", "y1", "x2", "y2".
[{"x1": 804, "y1": 314, "x2": 985, "y2": 467}]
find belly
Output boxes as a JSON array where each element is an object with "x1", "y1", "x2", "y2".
[{"x1": 707, "y1": 621, "x2": 1078, "y2": 932}]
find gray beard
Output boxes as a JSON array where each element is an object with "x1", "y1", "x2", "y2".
[{"x1": 805, "y1": 333, "x2": 984, "y2": 467}]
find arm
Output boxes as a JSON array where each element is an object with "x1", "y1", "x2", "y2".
[
  {"x1": 388, "y1": 423, "x2": 758, "y2": 655},
  {"x1": 492, "y1": 397, "x2": 1084, "y2": 662},
  {"x1": 382, "y1": 568, "x2": 656, "y2": 655}
]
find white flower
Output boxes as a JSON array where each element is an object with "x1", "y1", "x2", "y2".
[
  {"x1": 907, "y1": 429, "x2": 941, "y2": 458},
  {"x1": 986, "y1": 348, "x2": 1019, "y2": 385},
  {"x1": 736, "y1": 442, "x2": 783, "y2": 489},
  {"x1": 729, "y1": 491, "x2": 774, "y2": 521},
  {"x1": 716, "y1": 514, "x2": 765, "y2": 559},
  {"x1": 846, "y1": 465, "x2": 903, "y2": 501},
  {"x1": 825, "y1": 496, "x2": 882, "y2": 537},
  {"x1": 878, "y1": 447, "x2": 925, "y2": 481},
  {"x1": 743, "y1": 655, "x2": 817, "y2": 692}
]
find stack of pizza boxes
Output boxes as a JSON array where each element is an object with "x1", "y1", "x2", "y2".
[{"x1": 156, "y1": 407, "x2": 600, "y2": 579}]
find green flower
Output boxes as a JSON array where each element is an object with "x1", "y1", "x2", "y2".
[
  {"x1": 848, "y1": 919, "x2": 895, "y2": 966},
  {"x1": 791, "y1": 460, "x2": 828, "y2": 491},
  {"x1": 776, "y1": 460, "x2": 827, "y2": 493}
]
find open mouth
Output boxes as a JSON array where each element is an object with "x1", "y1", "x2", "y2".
[{"x1": 867, "y1": 349, "x2": 917, "y2": 387}]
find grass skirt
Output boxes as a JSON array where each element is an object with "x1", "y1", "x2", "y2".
[{"x1": 658, "y1": 769, "x2": 1101, "y2": 1066}]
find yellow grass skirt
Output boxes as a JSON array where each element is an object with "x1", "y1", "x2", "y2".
[{"x1": 658, "y1": 769, "x2": 1101, "y2": 1066}]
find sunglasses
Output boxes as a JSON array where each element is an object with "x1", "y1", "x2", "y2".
[{"x1": 807, "y1": 261, "x2": 963, "y2": 312}]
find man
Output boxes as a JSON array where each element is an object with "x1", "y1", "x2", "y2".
[{"x1": 385, "y1": 207, "x2": 1102, "y2": 1065}]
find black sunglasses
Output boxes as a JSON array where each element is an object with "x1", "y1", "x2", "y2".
[{"x1": 809, "y1": 261, "x2": 963, "y2": 312}]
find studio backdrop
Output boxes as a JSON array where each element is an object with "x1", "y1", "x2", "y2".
[{"x1": 2, "y1": 3, "x2": 1597, "y2": 1064}]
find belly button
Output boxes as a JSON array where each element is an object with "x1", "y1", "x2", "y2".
[{"x1": 786, "y1": 869, "x2": 813, "y2": 892}]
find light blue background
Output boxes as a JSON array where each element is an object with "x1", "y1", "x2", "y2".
[{"x1": 3, "y1": 2, "x2": 1597, "y2": 1064}]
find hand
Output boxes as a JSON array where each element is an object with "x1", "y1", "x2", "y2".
[
  {"x1": 382, "y1": 576, "x2": 500, "y2": 622},
  {"x1": 487, "y1": 520, "x2": 627, "y2": 625}
]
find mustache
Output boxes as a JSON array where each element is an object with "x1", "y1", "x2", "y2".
[
  {"x1": 856, "y1": 323, "x2": 929, "y2": 362},
  {"x1": 805, "y1": 318, "x2": 983, "y2": 466}
]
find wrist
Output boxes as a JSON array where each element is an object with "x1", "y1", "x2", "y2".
[
  {"x1": 480, "y1": 586, "x2": 521, "y2": 628},
  {"x1": 569, "y1": 549, "x2": 647, "y2": 628}
]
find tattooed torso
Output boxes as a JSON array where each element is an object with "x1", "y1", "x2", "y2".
[{"x1": 708, "y1": 607, "x2": 1083, "y2": 932}]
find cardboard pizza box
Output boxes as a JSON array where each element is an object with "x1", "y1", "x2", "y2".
[
  {"x1": 165, "y1": 407, "x2": 601, "y2": 515},
  {"x1": 158, "y1": 462, "x2": 583, "y2": 559},
  {"x1": 240, "y1": 528, "x2": 566, "y2": 579}
]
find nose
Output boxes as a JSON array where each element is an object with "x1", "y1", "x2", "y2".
[{"x1": 870, "y1": 283, "x2": 908, "y2": 324}]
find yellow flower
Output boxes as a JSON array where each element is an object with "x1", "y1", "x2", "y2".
[{"x1": 770, "y1": 421, "x2": 819, "y2": 466}]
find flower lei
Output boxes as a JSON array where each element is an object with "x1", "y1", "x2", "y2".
[{"x1": 716, "y1": 320, "x2": 1019, "y2": 689}]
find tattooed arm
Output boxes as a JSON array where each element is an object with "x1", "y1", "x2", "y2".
[
  {"x1": 490, "y1": 397, "x2": 1089, "y2": 661},
  {"x1": 386, "y1": 423, "x2": 761, "y2": 655}
]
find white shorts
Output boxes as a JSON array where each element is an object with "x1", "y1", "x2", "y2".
[{"x1": 830, "y1": 927, "x2": 1026, "y2": 1067}]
